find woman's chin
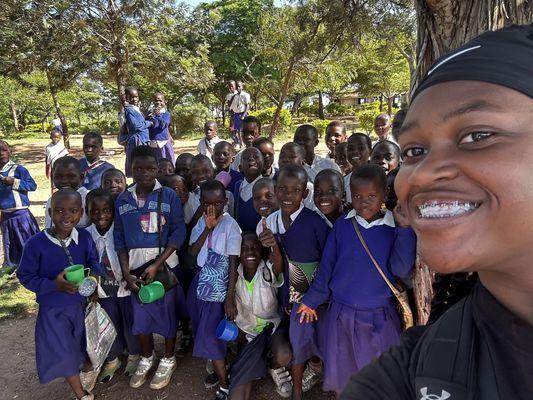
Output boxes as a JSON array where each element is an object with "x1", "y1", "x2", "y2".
[{"x1": 418, "y1": 243, "x2": 476, "y2": 274}]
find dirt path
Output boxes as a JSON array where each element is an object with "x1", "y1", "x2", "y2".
[{"x1": 0, "y1": 315, "x2": 335, "y2": 400}]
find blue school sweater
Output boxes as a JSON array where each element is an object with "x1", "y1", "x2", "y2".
[
  {"x1": 17, "y1": 229, "x2": 102, "y2": 307},
  {"x1": 233, "y1": 178, "x2": 261, "y2": 232},
  {"x1": 124, "y1": 105, "x2": 150, "y2": 143},
  {"x1": 149, "y1": 111, "x2": 171, "y2": 141},
  {"x1": 303, "y1": 211, "x2": 416, "y2": 310},
  {"x1": 114, "y1": 184, "x2": 186, "y2": 253},
  {"x1": 227, "y1": 169, "x2": 243, "y2": 194},
  {"x1": 79, "y1": 158, "x2": 114, "y2": 190},
  {"x1": 0, "y1": 161, "x2": 37, "y2": 211}
]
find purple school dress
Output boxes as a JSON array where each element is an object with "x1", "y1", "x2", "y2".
[{"x1": 149, "y1": 111, "x2": 175, "y2": 164}]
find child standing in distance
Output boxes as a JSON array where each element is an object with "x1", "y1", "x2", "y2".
[
  {"x1": 85, "y1": 189, "x2": 141, "y2": 383},
  {"x1": 370, "y1": 140, "x2": 401, "y2": 175},
  {"x1": 278, "y1": 142, "x2": 316, "y2": 211},
  {"x1": 334, "y1": 142, "x2": 351, "y2": 177},
  {"x1": 230, "y1": 232, "x2": 293, "y2": 400},
  {"x1": 344, "y1": 133, "x2": 372, "y2": 201},
  {"x1": 325, "y1": 121, "x2": 347, "y2": 160},
  {"x1": 294, "y1": 124, "x2": 340, "y2": 182},
  {"x1": 298, "y1": 164, "x2": 416, "y2": 396},
  {"x1": 252, "y1": 178, "x2": 279, "y2": 220},
  {"x1": 188, "y1": 180, "x2": 242, "y2": 400},
  {"x1": 373, "y1": 113, "x2": 395, "y2": 145},
  {"x1": 197, "y1": 121, "x2": 222, "y2": 164},
  {"x1": 213, "y1": 141, "x2": 243, "y2": 193},
  {"x1": 123, "y1": 87, "x2": 152, "y2": 177},
  {"x1": 101, "y1": 168, "x2": 127, "y2": 200},
  {"x1": 229, "y1": 81, "x2": 251, "y2": 148},
  {"x1": 147, "y1": 93, "x2": 175, "y2": 163},
  {"x1": 233, "y1": 147, "x2": 264, "y2": 232},
  {"x1": 226, "y1": 80, "x2": 237, "y2": 133},
  {"x1": 17, "y1": 189, "x2": 101, "y2": 400},
  {"x1": 231, "y1": 116, "x2": 261, "y2": 172},
  {"x1": 258, "y1": 165, "x2": 330, "y2": 399},
  {"x1": 253, "y1": 137, "x2": 277, "y2": 179},
  {"x1": 45, "y1": 156, "x2": 90, "y2": 228},
  {"x1": 314, "y1": 169, "x2": 347, "y2": 228},
  {"x1": 0, "y1": 140, "x2": 40, "y2": 274},
  {"x1": 114, "y1": 145, "x2": 186, "y2": 390},
  {"x1": 157, "y1": 158, "x2": 175, "y2": 181},
  {"x1": 175, "y1": 152, "x2": 194, "y2": 191},
  {"x1": 79, "y1": 132, "x2": 114, "y2": 191},
  {"x1": 45, "y1": 129, "x2": 68, "y2": 194}
]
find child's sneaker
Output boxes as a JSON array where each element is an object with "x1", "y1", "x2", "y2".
[
  {"x1": 269, "y1": 366, "x2": 293, "y2": 398},
  {"x1": 124, "y1": 354, "x2": 140, "y2": 377},
  {"x1": 80, "y1": 368, "x2": 100, "y2": 392},
  {"x1": 204, "y1": 371, "x2": 219, "y2": 389},
  {"x1": 149, "y1": 356, "x2": 177, "y2": 390},
  {"x1": 302, "y1": 363, "x2": 322, "y2": 392},
  {"x1": 213, "y1": 387, "x2": 229, "y2": 400},
  {"x1": 129, "y1": 353, "x2": 155, "y2": 388},
  {"x1": 80, "y1": 392, "x2": 94, "y2": 400},
  {"x1": 98, "y1": 357, "x2": 121, "y2": 383}
]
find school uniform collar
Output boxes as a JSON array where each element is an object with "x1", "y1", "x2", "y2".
[
  {"x1": 83, "y1": 157, "x2": 104, "y2": 169},
  {"x1": 86, "y1": 223, "x2": 113, "y2": 240},
  {"x1": 44, "y1": 227, "x2": 79, "y2": 247},
  {"x1": 345, "y1": 209, "x2": 395, "y2": 229},
  {"x1": 239, "y1": 176, "x2": 262, "y2": 202},
  {"x1": 127, "y1": 180, "x2": 162, "y2": 201},
  {"x1": 127, "y1": 104, "x2": 142, "y2": 113},
  {"x1": 237, "y1": 259, "x2": 266, "y2": 278},
  {"x1": 0, "y1": 160, "x2": 16, "y2": 173},
  {"x1": 276, "y1": 202, "x2": 305, "y2": 233}
]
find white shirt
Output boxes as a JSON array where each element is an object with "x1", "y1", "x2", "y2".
[
  {"x1": 238, "y1": 176, "x2": 262, "y2": 202},
  {"x1": 257, "y1": 202, "x2": 305, "y2": 236},
  {"x1": 344, "y1": 172, "x2": 352, "y2": 202},
  {"x1": 86, "y1": 224, "x2": 130, "y2": 298},
  {"x1": 229, "y1": 91, "x2": 251, "y2": 113},
  {"x1": 304, "y1": 155, "x2": 340, "y2": 182},
  {"x1": 45, "y1": 186, "x2": 90, "y2": 229},
  {"x1": 190, "y1": 213, "x2": 242, "y2": 268},
  {"x1": 45, "y1": 142, "x2": 69, "y2": 167},
  {"x1": 231, "y1": 150, "x2": 243, "y2": 172},
  {"x1": 44, "y1": 227, "x2": 79, "y2": 247},
  {"x1": 304, "y1": 181, "x2": 317, "y2": 211},
  {"x1": 345, "y1": 209, "x2": 396, "y2": 229},
  {"x1": 235, "y1": 260, "x2": 283, "y2": 341},
  {"x1": 183, "y1": 195, "x2": 196, "y2": 225},
  {"x1": 197, "y1": 136, "x2": 222, "y2": 160}
]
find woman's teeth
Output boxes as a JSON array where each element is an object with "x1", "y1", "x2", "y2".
[{"x1": 418, "y1": 201, "x2": 479, "y2": 219}]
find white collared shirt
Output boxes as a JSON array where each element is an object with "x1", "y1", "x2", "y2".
[
  {"x1": 197, "y1": 136, "x2": 222, "y2": 161},
  {"x1": 86, "y1": 223, "x2": 130, "y2": 298},
  {"x1": 45, "y1": 186, "x2": 90, "y2": 229},
  {"x1": 231, "y1": 150, "x2": 243, "y2": 172},
  {"x1": 44, "y1": 227, "x2": 79, "y2": 247},
  {"x1": 345, "y1": 209, "x2": 396, "y2": 229},
  {"x1": 257, "y1": 202, "x2": 305, "y2": 235},
  {"x1": 190, "y1": 212, "x2": 242, "y2": 268},
  {"x1": 344, "y1": 172, "x2": 352, "y2": 202},
  {"x1": 229, "y1": 91, "x2": 251, "y2": 113},
  {"x1": 239, "y1": 176, "x2": 262, "y2": 202},
  {"x1": 304, "y1": 155, "x2": 340, "y2": 182}
]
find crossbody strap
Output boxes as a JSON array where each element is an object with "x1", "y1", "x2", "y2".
[
  {"x1": 47, "y1": 228, "x2": 74, "y2": 265},
  {"x1": 350, "y1": 217, "x2": 400, "y2": 297},
  {"x1": 156, "y1": 189, "x2": 162, "y2": 256}
]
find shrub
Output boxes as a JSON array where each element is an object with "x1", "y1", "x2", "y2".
[
  {"x1": 249, "y1": 107, "x2": 292, "y2": 128},
  {"x1": 172, "y1": 102, "x2": 211, "y2": 137},
  {"x1": 310, "y1": 119, "x2": 332, "y2": 138},
  {"x1": 325, "y1": 102, "x2": 355, "y2": 116},
  {"x1": 354, "y1": 102, "x2": 399, "y2": 134}
]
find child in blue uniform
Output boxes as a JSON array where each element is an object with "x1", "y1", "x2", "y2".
[
  {"x1": 123, "y1": 87, "x2": 151, "y2": 177},
  {"x1": 114, "y1": 145, "x2": 186, "y2": 390},
  {"x1": 313, "y1": 169, "x2": 348, "y2": 228},
  {"x1": 45, "y1": 156, "x2": 90, "y2": 228},
  {"x1": 100, "y1": 168, "x2": 126, "y2": 200},
  {"x1": 17, "y1": 189, "x2": 101, "y2": 400},
  {"x1": 188, "y1": 179, "x2": 241, "y2": 400},
  {"x1": 252, "y1": 178, "x2": 278, "y2": 220},
  {"x1": 148, "y1": 93, "x2": 175, "y2": 163},
  {"x1": 85, "y1": 189, "x2": 141, "y2": 383},
  {"x1": 79, "y1": 132, "x2": 114, "y2": 190},
  {"x1": 257, "y1": 165, "x2": 330, "y2": 399},
  {"x1": 231, "y1": 116, "x2": 261, "y2": 172},
  {"x1": 233, "y1": 147, "x2": 264, "y2": 232},
  {"x1": 298, "y1": 164, "x2": 416, "y2": 395},
  {"x1": 0, "y1": 140, "x2": 40, "y2": 273},
  {"x1": 344, "y1": 133, "x2": 372, "y2": 201},
  {"x1": 213, "y1": 141, "x2": 242, "y2": 193}
]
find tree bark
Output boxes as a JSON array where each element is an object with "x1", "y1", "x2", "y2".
[
  {"x1": 46, "y1": 70, "x2": 69, "y2": 148},
  {"x1": 317, "y1": 91, "x2": 325, "y2": 120},
  {"x1": 10, "y1": 100, "x2": 19, "y2": 131},
  {"x1": 291, "y1": 94, "x2": 306, "y2": 116},
  {"x1": 269, "y1": 58, "x2": 295, "y2": 139},
  {"x1": 413, "y1": 0, "x2": 533, "y2": 92}
]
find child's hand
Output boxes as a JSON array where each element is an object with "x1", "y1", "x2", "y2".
[
  {"x1": 393, "y1": 204, "x2": 410, "y2": 228},
  {"x1": 224, "y1": 295, "x2": 237, "y2": 320},
  {"x1": 297, "y1": 303, "x2": 318, "y2": 324},
  {"x1": 205, "y1": 205, "x2": 221, "y2": 230},
  {"x1": 125, "y1": 274, "x2": 141, "y2": 292},
  {"x1": 140, "y1": 263, "x2": 160, "y2": 284},
  {"x1": 0, "y1": 176, "x2": 14, "y2": 186},
  {"x1": 258, "y1": 218, "x2": 277, "y2": 248},
  {"x1": 55, "y1": 271, "x2": 78, "y2": 294}
]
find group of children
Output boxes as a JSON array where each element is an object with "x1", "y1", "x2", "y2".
[{"x1": 3, "y1": 107, "x2": 417, "y2": 400}]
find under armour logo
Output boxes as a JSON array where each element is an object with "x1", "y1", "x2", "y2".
[{"x1": 420, "y1": 387, "x2": 451, "y2": 400}]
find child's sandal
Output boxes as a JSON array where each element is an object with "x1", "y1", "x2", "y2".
[{"x1": 98, "y1": 357, "x2": 121, "y2": 383}]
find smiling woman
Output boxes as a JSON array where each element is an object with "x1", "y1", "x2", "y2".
[{"x1": 341, "y1": 24, "x2": 533, "y2": 400}]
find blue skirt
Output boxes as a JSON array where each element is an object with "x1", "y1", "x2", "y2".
[
  {"x1": 188, "y1": 273, "x2": 227, "y2": 360},
  {"x1": 131, "y1": 285, "x2": 180, "y2": 339},
  {"x1": 125, "y1": 134, "x2": 146, "y2": 177},
  {"x1": 35, "y1": 303, "x2": 86, "y2": 383},
  {"x1": 321, "y1": 300, "x2": 401, "y2": 392},
  {"x1": 0, "y1": 208, "x2": 40, "y2": 267},
  {"x1": 99, "y1": 296, "x2": 140, "y2": 360},
  {"x1": 289, "y1": 304, "x2": 322, "y2": 365}
]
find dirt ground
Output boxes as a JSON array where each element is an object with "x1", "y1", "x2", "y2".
[{"x1": 1, "y1": 133, "x2": 334, "y2": 400}]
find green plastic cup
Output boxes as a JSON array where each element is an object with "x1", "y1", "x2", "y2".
[
  {"x1": 139, "y1": 281, "x2": 165, "y2": 304},
  {"x1": 64, "y1": 264, "x2": 90, "y2": 284}
]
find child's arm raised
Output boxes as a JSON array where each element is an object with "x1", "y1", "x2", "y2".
[
  {"x1": 189, "y1": 205, "x2": 220, "y2": 256},
  {"x1": 9, "y1": 165, "x2": 37, "y2": 192},
  {"x1": 258, "y1": 218, "x2": 283, "y2": 276}
]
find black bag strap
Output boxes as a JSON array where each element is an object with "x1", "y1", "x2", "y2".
[
  {"x1": 47, "y1": 228, "x2": 74, "y2": 266},
  {"x1": 156, "y1": 188, "x2": 162, "y2": 256}
]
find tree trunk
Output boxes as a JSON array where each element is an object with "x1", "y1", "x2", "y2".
[
  {"x1": 221, "y1": 98, "x2": 226, "y2": 128},
  {"x1": 46, "y1": 70, "x2": 69, "y2": 148},
  {"x1": 387, "y1": 97, "x2": 393, "y2": 115},
  {"x1": 379, "y1": 95, "x2": 384, "y2": 111},
  {"x1": 10, "y1": 100, "x2": 19, "y2": 131},
  {"x1": 413, "y1": 0, "x2": 533, "y2": 92},
  {"x1": 291, "y1": 94, "x2": 306, "y2": 116},
  {"x1": 270, "y1": 58, "x2": 295, "y2": 139},
  {"x1": 317, "y1": 91, "x2": 325, "y2": 120}
]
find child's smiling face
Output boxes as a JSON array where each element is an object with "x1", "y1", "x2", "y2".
[
  {"x1": 50, "y1": 192, "x2": 83, "y2": 235},
  {"x1": 396, "y1": 81, "x2": 533, "y2": 275},
  {"x1": 241, "y1": 234, "x2": 263, "y2": 272},
  {"x1": 191, "y1": 159, "x2": 215, "y2": 188},
  {"x1": 157, "y1": 159, "x2": 175, "y2": 179},
  {"x1": 276, "y1": 172, "x2": 308, "y2": 216},
  {"x1": 101, "y1": 171, "x2": 126, "y2": 198},
  {"x1": 53, "y1": 163, "x2": 82, "y2": 190},
  {"x1": 253, "y1": 182, "x2": 278, "y2": 217},
  {"x1": 240, "y1": 147, "x2": 263, "y2": 182},
  {"x1": 370, "y1": 142, "x2": 400, "y2": 174},
  {"x1": 326, "y1": 126, "x2": 347, "y2": 154},
  {"x1": 256, "y1": 142, "x2": 275, "y2": 173},
  {"x1": 50, "y1": 131, "x2": 62, "y2": 145},
  {"x1": 314, "y1": 173, "x2": 344, "y2": 217},
  {"x1": 213, "y1": 143, "x2": 234, "y2": 171},
  {"x1": 88, "y1": 197, "x2": 114, "y2": 232},
  {"x1": 347, "y1": 136, "x2": 370, "y2": 169}
]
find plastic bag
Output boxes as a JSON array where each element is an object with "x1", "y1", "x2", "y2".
[{"x1": 85, "y1": 302, "x2": 117, "y2": 370}]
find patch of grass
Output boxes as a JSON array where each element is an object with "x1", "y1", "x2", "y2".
[{"x1": 0, "y1": 273, "x2": 36, "y2": 321}]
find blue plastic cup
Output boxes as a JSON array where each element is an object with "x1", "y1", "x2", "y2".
[{"x1": 216, "y1": 318, "x2": 239, "y2": 342}]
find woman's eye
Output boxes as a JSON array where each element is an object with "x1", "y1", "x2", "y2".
[
  {"x1": 402, "y1": 147, "x2": 426, "y2": 158},
  {"x1": 460, "y1": 132, "x2": 494, "y2": 144}
]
